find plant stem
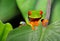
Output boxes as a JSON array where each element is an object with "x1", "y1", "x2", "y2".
[{"x1": 46, "y1": 0, "x2": 51, "y2": 25}]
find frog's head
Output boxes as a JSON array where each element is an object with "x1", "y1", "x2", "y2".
[{"x1": 28, "y1": 10, "x2": 43, "y2": 21}]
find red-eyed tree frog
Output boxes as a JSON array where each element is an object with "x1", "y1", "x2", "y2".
[{"x1": 28, "y1": 10, "x2": 48, "y2": 30}]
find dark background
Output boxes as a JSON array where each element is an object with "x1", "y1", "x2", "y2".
[{"x1": 5, "y1": 7, "x2": 25, "y2": 29}]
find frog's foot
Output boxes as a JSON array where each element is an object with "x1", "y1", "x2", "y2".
[
  {"x1": 34, "y1": 21, "x2": 39, "y2": 26},
  {"x1": 31, "y1": 25, "x2": 35, "y2": 30},
  {"x1": 29, "y1": 22, "x2": 35, "y2": 30},
  {"x1": 41, "y1": 19, "x2": 48, "y2": 27}
]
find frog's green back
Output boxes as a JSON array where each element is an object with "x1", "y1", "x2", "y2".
[{"x1": 29, "y1": 11, "x2": 41, "y2": 18}]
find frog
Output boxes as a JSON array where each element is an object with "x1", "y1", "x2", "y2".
[{"x1": 28, "y1": 10, "x2": 48, "y2": 30}]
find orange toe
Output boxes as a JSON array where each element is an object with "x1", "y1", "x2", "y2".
[
  {"x1": 42, "y1": 19, "x2": 48, "y2": 27},
  {"x1": 31, "y1": 26, "x2": 35, "y2": 30},
  {"x1": 29, "y1": 22, "x2": 35, "y2": 30},
  {"x1": 34, "y1": 21, "x2": 39, "y2": 26}
]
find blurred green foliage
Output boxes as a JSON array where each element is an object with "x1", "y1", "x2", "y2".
[
  {"x1": 0, "y1": 0, "x2": 18, "y2": 22},
  {"x1": 16, "y1": 0, "x2": 48, "y2": 24},
  {"x1": 6, "y1": 0, "x2": 60, "y2": 41},
  {"x1": 0, "y1": 20, "x2": 13, "y2": 41}
]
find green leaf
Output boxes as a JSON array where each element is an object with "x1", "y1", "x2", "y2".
[
  {"x1": 0, "y1": 0, "x2": 17, "y2": 22},
  {"x1": 49, "y1": 0, "x2": 60, "y2": 23},
  {"x1": 0, "y1": 20, "x2": 13, "y2": 41},
  {"x1": 6, "y1": 24, "x2": 42, "y2": 41},
  {"x1": 16, "y1": 0, "x2": 48, "y2": 24},
  {"x1": 41, "y1": 21, "x2": 60, "y2": 41},
  {"x1": 6, "y1": 0, "x2": 60, "y2": 41},
  {"x1": 6, "y1": 21, "x2": 60, "y2": 41}
]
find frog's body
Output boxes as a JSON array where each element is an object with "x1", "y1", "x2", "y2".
[{"x1": 28, "y1": 10, "x2": 48, "y2": 30}]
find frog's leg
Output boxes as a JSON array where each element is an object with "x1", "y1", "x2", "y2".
[
  {"x1": 29, "y1": 21, "x2": 35, "y2": 30},
  {"x1": 41, "y1": 19, "x2": 48, "y2": 27}
]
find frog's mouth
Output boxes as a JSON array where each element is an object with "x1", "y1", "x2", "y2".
[{"x1": 29, "y1": 17, "x2": 41, "y2": 22}]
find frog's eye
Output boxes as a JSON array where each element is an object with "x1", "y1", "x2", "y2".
[
  {"x1": 40, "y1": 10, "x2": 43, "y2": 15},
  {"x1": 28, "y1": 11, "x2": 32, "y2": 15}
]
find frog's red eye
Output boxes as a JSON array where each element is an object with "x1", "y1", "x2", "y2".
[
  {"x1": 40, "y1": 10, "x2": 43, "y2": 15},
  {"x1": 28, "y1": 11, "x2": 32, "y2": 15}
]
